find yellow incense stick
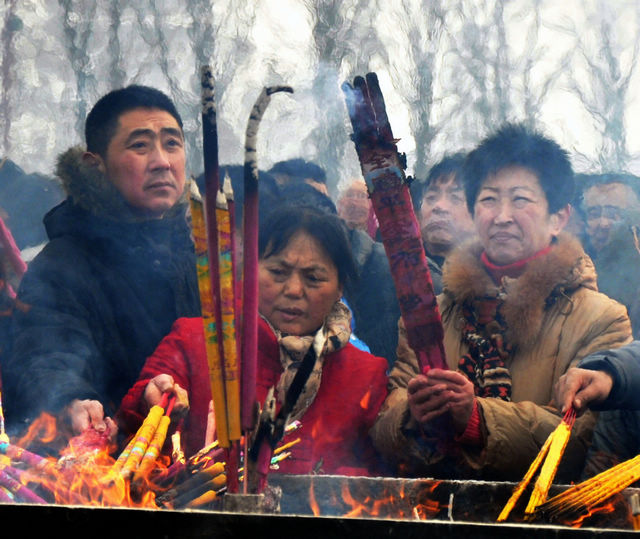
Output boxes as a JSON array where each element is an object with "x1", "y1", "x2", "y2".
[
  {"x1": 189, "y1": 187, "x2": 230, "y2": 448},
  {"x1": 216, "y1": 189, "x2": 241, "y2": 441},
  {"x1": 186, "y1": 489, "x2": 218, "y2": 508},
  {"x1": 524, "y1": 417, "x2": 574, "y2": 517},
  {"x1": 121, "y1": 404, "x2": 164, "y2": 479},
  {"x1": 133, "y1": 415, "x2": 171, "y2": 481},
  {"x1": 497, "y1": 432, "x2": 553, "y2": 521},
  {"x1": 540, "y1": 454, "x2": 640, "y2": 518}
]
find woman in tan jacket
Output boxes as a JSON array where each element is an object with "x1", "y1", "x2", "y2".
[{"x1": 372, "y1": 124, "x2": 632, "y2": 482}]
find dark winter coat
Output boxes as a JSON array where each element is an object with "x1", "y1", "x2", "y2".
[
  {"x1": 119, "y1": 316, "x2": 389, "y2": 475},
  {"x1": 2, "y1": 148, "x2": 200, "y2": 426},
  {"x1": 344, "y1": 228, "x2": 401, "y2": 367},
  {"x1": 579, "y1": 341, "x2": 640, "y2": 478},
  {"x1": 591, "y1": 218, "x2": 640, "y2": 338}
]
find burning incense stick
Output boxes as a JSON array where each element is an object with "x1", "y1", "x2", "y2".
[
  {"x1": 342, "y1": 72, "x2": 447, "y2": 372},
  {"x1": 119, "y1": 393, "x2": 170, "y2": 480},
  {"x1": 0, "y1": 467, "x2": 46, "y2": 504},
  {"x1": 241, "y1": 84, "x2": 293, "y2": 433},
  {"x1": 199, "y1": 66, "x2": 230, "y2": 449},
  {"x1": 497, "y1": 407, "x2": 576, "y2": 521},
  {"x1": 524, "y1": 408, "x2": 576, "y2": 518},
  {"x1": 132, "y1": 396, "x2": 176, "y2": 483},
  {"x1": 536, "y1": 452, "x2": 640, "y2": 521}
]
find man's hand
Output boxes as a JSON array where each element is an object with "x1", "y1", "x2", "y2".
[
  {"x1": 144, "y1": 374, "x2": 189, "y2": 416},
  {"x1": 408, "y1": 368, "x2": 475, "y2": 434},
  {"x1": 65, "y1": 399, "x2": 118, "y2": 439},
  {"x1": 554, "y1": 367, "x2": 614, "y2": 415}
]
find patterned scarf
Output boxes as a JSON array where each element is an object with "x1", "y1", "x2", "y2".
[
  {"x1": 457, "y1": 296, "x2": 512, "y2": 401},
  {"x1": 269, "y1": 300, "x2": 352, "y2": 423}
]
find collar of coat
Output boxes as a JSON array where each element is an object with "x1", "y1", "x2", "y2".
[
  {"x1": 442, "y1": 233, "x2": 598, "y2": 348},
  {"x1": 55, "y1": 146, "x2": 189, "y2": 223}
]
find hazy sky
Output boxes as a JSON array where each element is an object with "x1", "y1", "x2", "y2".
[{"x1": 3, "y1": 0, "x2": 640, "y2": 190}]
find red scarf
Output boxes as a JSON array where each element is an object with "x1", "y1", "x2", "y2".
[{"x1": 481, "y1": 245, "x2": 553, "y2": 284}]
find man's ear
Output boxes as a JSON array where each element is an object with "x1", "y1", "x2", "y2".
[
  {"x1": 550, "y1": 204, "x2": 571, "y2": 235},
  {"x1": 82, "y1": 151, "x2": 106, "y2": 173}
]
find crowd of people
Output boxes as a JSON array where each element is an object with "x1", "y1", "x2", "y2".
[{"x1": 0, "y1": 84, "x2": 639, "y2": 486}]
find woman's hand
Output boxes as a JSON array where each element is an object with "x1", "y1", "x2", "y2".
[
  {"x1": 407, "y1": 368, "x2": 475, "y2": 435},
  {"x1": 144, "y1": 374, "x2": 189, "y2": 416}
]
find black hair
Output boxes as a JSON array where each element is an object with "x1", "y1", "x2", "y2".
[
  {"x1": 85, "y1": 85, "x2": 183, "y2": 158},
  {"x1": 194, "y1": 165, "x2": 280, "y2": 230},
  {"x1": 462, "y1": 123, "x2": 574, "y2": 215},
  {"x1": 268, "y1": 158, "x2": 327, "y2": 184},
  {"x1": 577, "y1": 172, "x2": 640, "y2": 205},
  {"x1": 410, "y1": 152, "x2": 466, "y2": 213},
  {"x1": 277, "y1": 181, "x2": 337, "y2": 216},
  {"x1": 259, "y1": 205, "x2": 357, "y2": 286}
]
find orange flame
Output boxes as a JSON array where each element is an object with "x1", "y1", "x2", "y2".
[{"x1": 7, "y1": 413, "x2": 170, "y2": 508}]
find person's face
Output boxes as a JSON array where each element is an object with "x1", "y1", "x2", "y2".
[
  {"x1": 419, "y1": 175, "x2": 474, "y2": 256},
  {"x1": 583, "y1": 182, "x2": 639, "y2": 254},
  {"x1": 93, "y1": 108, "x2": 186, "y2": 218},
  {"x1": 338, "y1": 182, "x2": 370, "y2": 230},
  {"x1": 258, "y1": 231, "x2": 343, "y2": 336},
  {"x1": 474, "y1": 166, "x2": 569, "y2": 265}
]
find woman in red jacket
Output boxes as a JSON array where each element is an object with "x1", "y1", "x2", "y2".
[{"x1": 119, "y1": 205, "x2": 389, "y2": 476}]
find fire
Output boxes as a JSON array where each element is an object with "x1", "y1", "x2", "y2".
[
  {"x1": 1, "y1": 412, "x2": 169, "y2": 508},
  {"x1": 359, "y1": 389, "x2": 371, "y2": 409},
  {"x1": 305, "y1": 477, "x2": 449, "y2": 521},
  {"x1": 566, "y1": 502, "x2": 617, "y2": 528},
  {"x1": 309, "y1": 477, "x2": 321, "y2": 516}
]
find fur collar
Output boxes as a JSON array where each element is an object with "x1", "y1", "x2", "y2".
[
  {"x1": 442, "y1": 233, "x2": 597, "y2": 347},
  {"x1": 55, "y1": 146, "x2": 189, "y2": 222}
]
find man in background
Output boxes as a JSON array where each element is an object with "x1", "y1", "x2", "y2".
[{"x1": 410, "y1": 153, "x2": 475, "y2": 293}]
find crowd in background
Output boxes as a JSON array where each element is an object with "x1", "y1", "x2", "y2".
[{"x1": 1, "y1": 84, "x2": 640, "y2": 487}]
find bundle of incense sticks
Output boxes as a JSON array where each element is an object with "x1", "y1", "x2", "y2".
[
  {"x1": 341, "y1": 72, "x2": 447, "y2": 372},
  {"x1": 112, "y1": 392, "x2": 175, "y2": 481},
  {"x1": 535, "y1": 452, "x2": 640, "y2": 521},
  {"x1": 497, "y1": 407, "x2": 577, "y2": 522},
  {"x1": 156, "y1": 437, "x2": 300, "y2": 509}
]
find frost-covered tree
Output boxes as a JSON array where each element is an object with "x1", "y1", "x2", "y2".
[
  {"x1": 1, "y1": 1, "x2": 21, "y2": 156},
  {"x1": 444, "y1": 0, "x2": 568, "y2": 142},
  {"x1": 384, "y1": 0, "x2": 452, "y2": 180},
  {"x1": 563, "y1": 1, "x2": 640, "y2": 171},
  {"x1": 58, "y1": 0, "x2": 99, "y2": 136}
]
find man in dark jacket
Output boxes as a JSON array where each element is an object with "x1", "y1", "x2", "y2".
[
  {"x1": 3, "y1": 85, "x2": 200, "y2": 437},
  {"x1": 555, "y1": 343, "x2": 640, "y2": 477}
]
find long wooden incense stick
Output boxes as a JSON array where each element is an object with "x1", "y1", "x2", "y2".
[
  {"x1": 216, "y1": 188, "x2": 241, "y2": 442},
  {"x1": 200, "y1": 65, "x2": 230, "y2": 448},
  {"x1": 241, "y1": 85, "x2": 293, "y2": 434},
  {"x1": 189, "y1": 182, "x2": 230, "y2": 448}
]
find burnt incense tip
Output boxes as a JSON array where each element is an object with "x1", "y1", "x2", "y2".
[
  {"x1": 365, "y1": 72, "x2": 379, "y2": 84},
  {"x1": 266, "y1": 85, "x2": 294, "y2": 96}
]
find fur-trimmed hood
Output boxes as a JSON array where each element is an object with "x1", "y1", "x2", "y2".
[
  {"x1": 55, "y1": 146, "x2": 189, "y2": 222},
  {"x1": 441, "y1": 233, "x2": 597, "y2": 347}
]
